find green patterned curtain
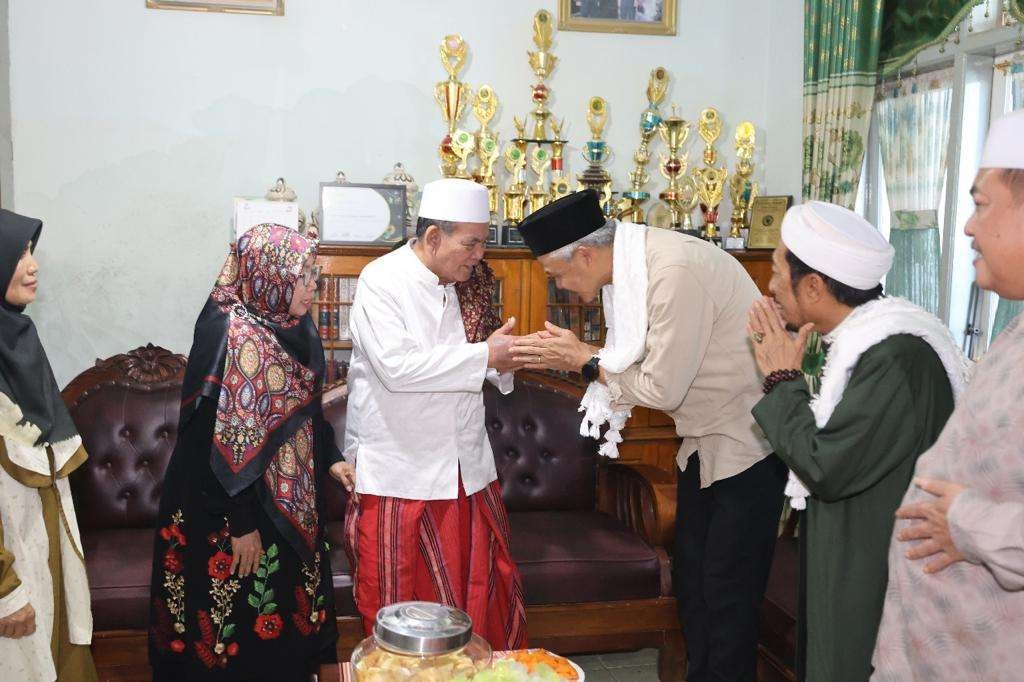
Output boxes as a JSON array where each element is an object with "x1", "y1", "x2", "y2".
[
  {"x1": 876, "y1": 73, "x2": 952, "y2": 313},
  {"x1": 992, "y1": 59, "x2": 1024, "y2": 340},
  {"x1": 878, "y1": 1, "x2": 984, "y2": 77},
  {"x1": 803, "y1": 0, "x2": 884, "y2": 207}
]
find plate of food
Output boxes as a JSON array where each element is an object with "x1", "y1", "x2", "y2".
[{"x1": 470, "y1": 649, "x2": 583, "y2": 681}]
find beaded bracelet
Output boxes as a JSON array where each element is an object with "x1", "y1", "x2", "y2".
[{"x1": 763, "y1": 369, "x2": 803, "y2": 394}]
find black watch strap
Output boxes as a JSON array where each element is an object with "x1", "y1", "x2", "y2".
[{"x1": 581, "y1": 355, "x2": 601, "y2": 382}]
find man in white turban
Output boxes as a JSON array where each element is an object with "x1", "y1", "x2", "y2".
[
  {"x1": 872, "y1": 109, "x2": 1024, "y2": 681},
  {"x1": 747, "y1": 200, "x2": 967, "y2": 682},
  {"x1": 342, "y1": 178, "x2": 527, "y2": 650}
]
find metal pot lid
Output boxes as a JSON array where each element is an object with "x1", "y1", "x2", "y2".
[{"x1": 373, "y1": 601, "x2": 473, "y2": 656}]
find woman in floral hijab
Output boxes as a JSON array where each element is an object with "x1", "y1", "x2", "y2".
[{"x1": 149, "y1": 225, "x2": 347, "y2": 681}]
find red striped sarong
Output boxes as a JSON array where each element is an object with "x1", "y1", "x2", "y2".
[{"x1": 344, "y1": 478, "x2": 528, "y2": 650}]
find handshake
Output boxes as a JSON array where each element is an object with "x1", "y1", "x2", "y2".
[{"x1": 486, "y1": 317, "x2": 597, "y2": 375}]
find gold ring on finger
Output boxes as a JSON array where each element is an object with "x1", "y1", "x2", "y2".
[{"x1": 752, "y1": 332, "x2": 765, "y2": 343}]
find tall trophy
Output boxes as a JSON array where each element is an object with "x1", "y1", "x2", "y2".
[
  {"x1": 726, "y1": 121, "x2": 758, "y2": 250},
  {"x1": 434, "y1": 34, "x2": 473, "y2": 178},
  {"x1": 549, "y1": 118, "x2": 571, "y2": 200},
  {"x1": 696, "y1": 107, "x2": 728, "y2": 242},
  {"x1": 503, "y1": 143, "x2": 528, "y2": 226},
  {"x1": 473, "y1": 86, "x2": 501, "y2": 216},
  {"x1": 525, "y1": 9, "x2": 558, "y2": 140},
  {"x1": 577, "y1": 96, "x2": 614, "y2": 214},
  {"x1": 618, "y1": 67, "x2": 669, "y2": 224},
  {"x1": 657, "y1": 107, "x2": 697, "y2": 234},
  {"x1": 528, "y1": 146, "x2": 552, "y2": 214}
]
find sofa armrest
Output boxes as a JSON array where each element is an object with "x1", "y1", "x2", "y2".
[{"x1": 597, "y1": 463, "x2": 677, "y2": 549}]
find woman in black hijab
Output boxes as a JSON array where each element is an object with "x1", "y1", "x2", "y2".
[{"x1": 0, "y1": 209, "x2": 98, "y2": 681}]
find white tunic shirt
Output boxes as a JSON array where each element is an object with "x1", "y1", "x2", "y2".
[{"x1": 345, "y1": 244, "x2": 512, "y2": 500}]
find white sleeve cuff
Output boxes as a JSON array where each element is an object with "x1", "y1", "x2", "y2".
[
  {"x1": 486, "y1": 369, "x2": 515, "y2": 395},
  {"x1": 0, "y1": 583, "x2": 29, "y2": 619}
]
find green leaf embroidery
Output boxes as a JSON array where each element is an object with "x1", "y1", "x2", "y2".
[
  {"x1": 222, "y1": 623, "x2": 236, "y2": 639},
  {"x1": 256, "y1": 567, "x2": 267, "y2": 579},
  {"x1": 267, "y1": 544, "x2": 279, "y2": 559},
  {"x1": 269, "y1": 560, "x2": 280, "y2": 574},
  {"x1": 247, "y1": 594, "x2": 260, "y2": 609},
  {"x1": 262, "y1": 602, "x2": 277, "y2": 615}
]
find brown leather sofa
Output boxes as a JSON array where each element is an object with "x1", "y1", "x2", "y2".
[{"x1": 62, "y1": 346, "x2": 683, "y2": 681}]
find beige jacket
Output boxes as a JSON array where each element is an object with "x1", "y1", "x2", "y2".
[{"x1": 605, "y1": 228, "x2": 771, "y2": 487}]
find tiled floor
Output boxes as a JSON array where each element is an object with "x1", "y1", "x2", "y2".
[{"x1": 571, "y1": 648, "x2": 660, "y2": 681}]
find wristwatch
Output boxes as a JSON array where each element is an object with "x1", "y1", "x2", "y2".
[{"x1": 581, "y1": 355, "x2": 601, "y2": 382}]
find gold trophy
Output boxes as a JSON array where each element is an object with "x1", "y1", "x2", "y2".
[
  {"x1": 502, "y1": 143, "x2": 528, "y2": 225},
  {"x1": 696, "y1": 107, "x2": 728, "y2": 241},
  {"x1": 434, "y1": 34, "x2": 473, "y2": 178},
  {"x1": 525, "y1": 10, "x2": 559, "y2": 140},
  {"x1": 577, "y1": 96, "x2": 614, "y2": 214},
  {"x1": 726, "y1": 121, "x2": 758, "y2": 250},
  {"x1": 528, "y1": 146, "x2": 552, "y2": 214},
  {"x1": 473, "y1": 86, "x2": 501, "y2": 215},
  {"x1": 449, "y1": 129, "x2": 476, "y2": 180},
  {"x1": 548, "y1": 117, "x2": 571, "y2": 200},
  {"x1": 657, "y1": 107, "x2": 695, "y2": 232},
  {"x1": 618, "y1": 66, "x2": 670, "y2": 223}
]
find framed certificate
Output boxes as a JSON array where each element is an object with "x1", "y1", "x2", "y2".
[
  {"x1": 747, "y1": 196, "x2": 793, "y2": 250},
  {"x1": 318, "y1": 182, "x2": 408, "y2": 246}
]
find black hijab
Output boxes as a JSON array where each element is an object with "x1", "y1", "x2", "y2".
[{"x1": 0, "y1": 209, "x2": 78, "y2": 447}]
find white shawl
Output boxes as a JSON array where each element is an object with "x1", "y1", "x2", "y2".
[
  {"x1": 579, "y1": 221, "x2": 649, "y2": 458},
  {"x1": 786, "y1": 296, "x2": 971, "y2": 509}
]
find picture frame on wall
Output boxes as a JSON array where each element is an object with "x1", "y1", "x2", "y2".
[
  {"x1": 558, "y1": 0, "x2": 677, "y2": 36},
  {"x1": 318, "y1": 182, "x2": 408, "y2": 246},
  {"x1": 145, "y1": 0, "x2": 284, "y2": 16},
  {"x1": 746, "y1": 195, "x2": 793, "y2": 250}
]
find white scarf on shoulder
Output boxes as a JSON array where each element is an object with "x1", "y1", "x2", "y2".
[
  {"x1": 578, "y1": 221, "x2": 649, "y2": 458},
  {"x1": 785, "y1": 296, "x2": 971, "y2": 509}
]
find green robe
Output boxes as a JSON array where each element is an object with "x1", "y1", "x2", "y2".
[{"x1": 752, "y1": 334, "x2": 954, "y2": 682}]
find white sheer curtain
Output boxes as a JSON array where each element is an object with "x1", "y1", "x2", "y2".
[
  {"x1": 991, "y1": 60, "x2": 1024, "y2": 340},
  {"x1": 876, "y1": 71, "x2": 953, "y2": 314}
]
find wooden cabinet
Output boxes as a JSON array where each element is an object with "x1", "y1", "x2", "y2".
[{"x1": 315, "y1": 243, "x2": 773, "y2": 475}]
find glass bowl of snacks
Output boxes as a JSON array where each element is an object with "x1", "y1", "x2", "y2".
[{"x1": 351, "y1": 601, "x2": 492, "y2": 681}]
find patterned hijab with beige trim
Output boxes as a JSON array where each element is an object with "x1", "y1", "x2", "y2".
[{"x1": 0, "y1": 209, "x2": 83, "y2": 478}]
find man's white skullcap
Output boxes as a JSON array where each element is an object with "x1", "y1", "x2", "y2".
[
  {"x1": 979, "y1": 109, "x2": 1024, "y2": 170},
  {"x1": 781, "y1": 201, "x2": 895, "y2": 290},
  {"x1": 417, "y1": 178, "x2": 491, "y2": 224}
]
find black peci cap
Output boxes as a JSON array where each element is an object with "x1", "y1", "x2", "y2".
[{"x1": 517, "y1": 189, "x2": 606, "y2": 256}]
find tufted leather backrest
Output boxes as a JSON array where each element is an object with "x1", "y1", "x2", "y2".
[
  {"x1": 62, "y1": 346, "x2": 189, "y2": 531},
  {"x1": 484, "y1": 373, "x2": 596, "y2": 512}
]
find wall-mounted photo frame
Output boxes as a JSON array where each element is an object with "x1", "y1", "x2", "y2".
[
  {"x1": 318, "y1": 182, "x2": 407, "y2": 246},
  {"x1": 558, "y1": 0, "x2": 677, "y2": 36},
  {"x1": 746, "y1": 195, "x2": 793, "y2": 250},
  {"x1": 145, "y1": 0, "x2": 283, "y2": 16}
]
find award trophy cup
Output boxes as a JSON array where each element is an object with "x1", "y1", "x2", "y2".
[
  {"x1": 577, "y1": 96, "x2": 614, "y2": 215},
  {"x1": 618, "y1": 67, "x2": 669, "y2": 224},
  {"x1": 473, "y1": 85, "x2": 501, "y2": 216},
  {"x1": 526, "y1": 9, "x2": 558, "y2": 140},
  {"x1": 696, "y1": 107, "x2": 729, "y2": 242},
  {"x1": 503, "y1": 143, "x2": 528, "y2": 227},
  {"x1": 434, "y1": 34, "x2": 473, "y2": 178},
  {"x1": 449, "y1": 129, "x2": 476, "y2": 180},
  {"x1": 657, "y1": 107, "x2": 697, "y2": 234},
  {"x1": 528, "y1": 146, "x2": 552, "y2": 214},
  {"x1": 726, "y1": 121, "x2": 758, "y2": 250},
  {"x1": 548, "y1": 117, "x2": 572, "y2": 201}
]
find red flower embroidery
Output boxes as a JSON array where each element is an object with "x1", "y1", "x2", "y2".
[
  {"x1": 160, "y1": 524, "x2": 186, "y2": 546},
  {"x1": 170, "y1": 639, "x2": 185, "y2": 653},
  {"x1": 254, "y1": 613, "x2": 283, "y2": 640},
  {"x1": 227, "y1": 642, "x2": 239, "y2": 657},
  {"x1": 163, "y1": 548, "x2": 184, "y2": 574},
  {"x1": 207, "y1": 532, "x2": 220, "y2": 546},
  {"x1": 208, "y1": 551, "x2": 233, "y2": 581}
]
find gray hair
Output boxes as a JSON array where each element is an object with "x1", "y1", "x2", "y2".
[
  {"x1": 415, "y1": 217, "x2": 458, "y2": 238},
  {"x1": 547, "y1": 219, "x2": 617, "y2": 260}
]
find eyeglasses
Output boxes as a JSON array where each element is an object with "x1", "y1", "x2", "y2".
[{"x1": 299, "y1": 265, "x2": 322, "y2": 287}]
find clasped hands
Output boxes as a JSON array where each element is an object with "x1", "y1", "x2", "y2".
[{"x1": 486, "y1": 317, "x2": 598, "y2": 375}]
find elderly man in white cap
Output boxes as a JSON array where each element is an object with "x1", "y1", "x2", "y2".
[
  {"x1": 871, "y1": 109, "x2": 1024, "y2": 681},
  {"x1": 747, "y1": 200, "x2": 967, "y2": 682},
  {"x1": 342, "y1": 178, "x2": 527, "y2": 649}
]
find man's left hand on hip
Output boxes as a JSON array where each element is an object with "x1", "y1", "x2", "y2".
[{"x1": 896, "y1": 477, "x2": 968, "y2": 575}]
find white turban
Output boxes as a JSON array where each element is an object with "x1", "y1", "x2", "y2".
[
  {"x1": 781, "y1": 201, "x2": 895, "y2": 290},
  {"x1": 417, "y1": 178, "x2": 490, "y2": 224},
  {"x1": 980, "y1": 109, "x2": 1024, "y2": 170}
]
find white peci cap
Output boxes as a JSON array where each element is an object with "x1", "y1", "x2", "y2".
[{"x1": 417, "y1": 178, "x2": 491, "y2": 224}]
